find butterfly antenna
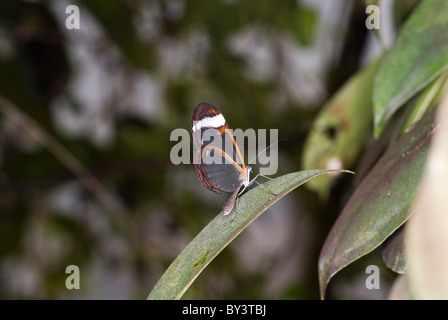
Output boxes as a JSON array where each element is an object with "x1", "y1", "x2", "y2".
[{"x1": 248, "y1": 138, "x2": 288, "y2": 164}]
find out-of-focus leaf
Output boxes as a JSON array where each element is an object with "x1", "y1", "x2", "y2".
[
  {"x1": 148, "y1": 169, "x2": 352, "y2": 300},
  {"x1": 318, "y1": 107, "x2": 437, "y2": 299},
  {"x1": 302, "y1": 56, "x2": 382, "y2": 199},
  {"x1": 295, "y1": 5, "x2": 317, "y2": 45},
  {"x1": 402, "y1": 70, "x2": 448, "y2": 132},
  {"x1": 382, "y1": 227, "x2": 407, "y2": 274},
  {"x1": 392, "y1": 0, "x2": 420, "y2": 30},
  {"x1": 407, "y1": 92, "x2": 448, "y2": 299},
  {"x1": 373, "y1": 0, "x2": 448, "y2": 137}
]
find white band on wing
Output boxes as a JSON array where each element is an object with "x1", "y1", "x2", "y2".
[{"x1": 192, "y1": 114, "x2": 226, "y2": 132}]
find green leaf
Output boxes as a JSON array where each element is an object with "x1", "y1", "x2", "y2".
[
  {"x1": 401, "y1": 69, "x2": 448, "y2": 133},
  {"x1": 302, "y1": 56, "x2": 382, "y2": 198},
  {"x1": 373, "y1": 0, "x2": 448, "y2": 138},
  {"x1": 148, "y1": 169, "x2": 352, "y2": 300},
  {"x1": 318, "y1": 107, "x2": 437, "y2": 299}
]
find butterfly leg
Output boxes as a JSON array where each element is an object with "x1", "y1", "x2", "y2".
[
  {"x1": 249, "y1": 174, "x2": 278, "y2": 196},
  {"x1": 230, "y1": 196, "x2": 239, "y2": 222}
]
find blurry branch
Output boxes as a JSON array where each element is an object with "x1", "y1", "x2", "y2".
[
  {"x1": 0, "y1": 96, "x2": 164, "y2": 272},
  {"x1": 0, "y1": 95, "x2": 125, "y2": 216}
]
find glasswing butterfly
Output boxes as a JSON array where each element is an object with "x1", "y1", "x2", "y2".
[{"x1": 192, "y1": 102, "x2": 261, "y2": 216}]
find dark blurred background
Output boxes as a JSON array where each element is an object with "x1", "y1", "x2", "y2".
[{"x1": 0, "y1": 0, "x2": 409, "y2": 299}]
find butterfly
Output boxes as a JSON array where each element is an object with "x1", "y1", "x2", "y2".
[{"x1": 192, "y1": 102, "x2": 260, "y2": 216}]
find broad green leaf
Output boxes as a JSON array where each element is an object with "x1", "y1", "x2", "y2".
[
  {"x1": 407, "y1": 93, "x2": 448, "y2": 299},
  {"x1": 148, "y1": 169, "x2": 351, "y2": 300},
  {"x1": 302, "y1": 56, "x2": 382, "y2": 199},
  {"x1": 318, "y1": 107, "x2": 437, "y2": 299},
  {"x1": 373, "y1": 0, "x2": 448, "y2": 137}
]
